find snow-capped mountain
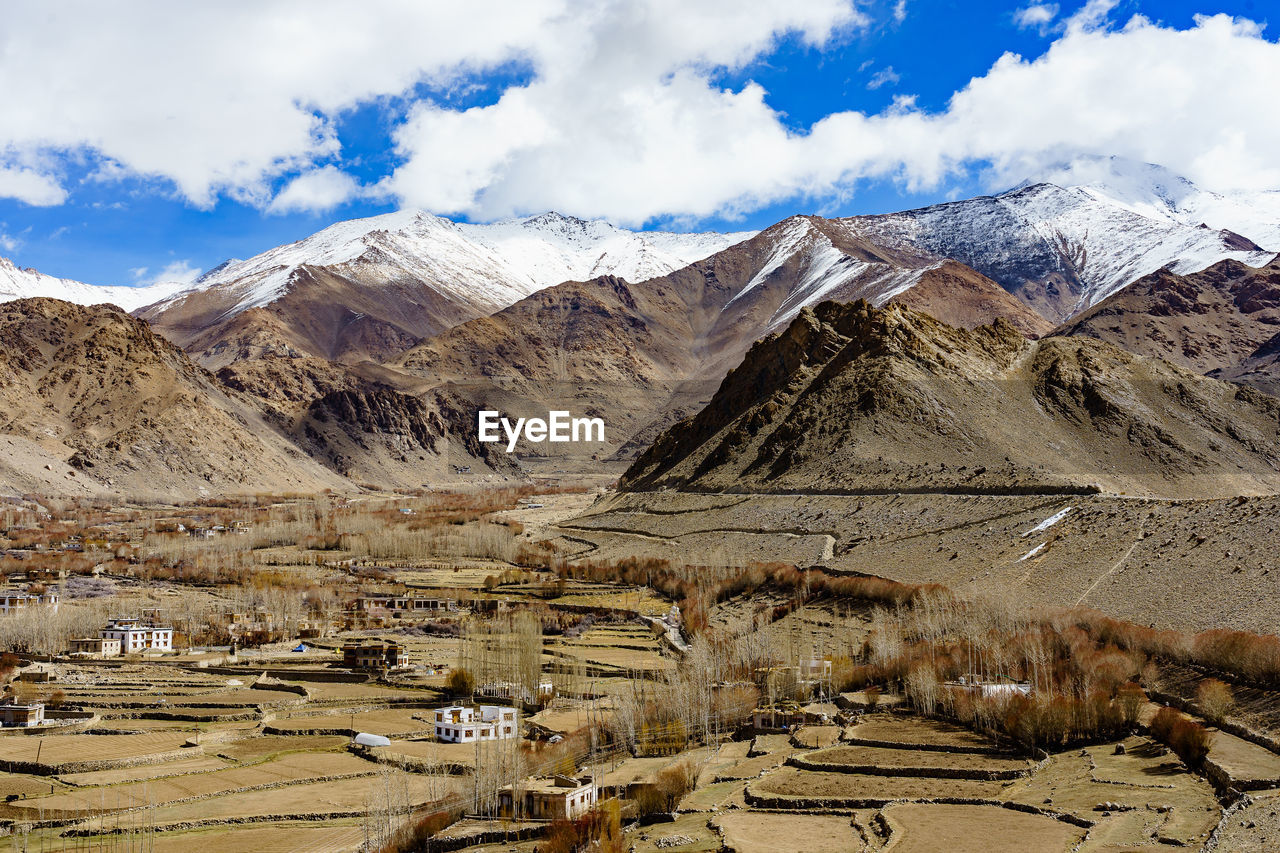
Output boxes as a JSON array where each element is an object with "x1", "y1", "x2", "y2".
[
  {"x1": 139, "y1": 210, "x2": 755, "y2": 366},
  {"x1": 0, "y1": 256, "x2": 190, "y2": 311},
  {"x1": 1035, "y1": 156, "x2": 1280, "y2": 250},
  {"x1": 146, "y1": 210, "x2": 755, "y2": 320},
  {"x1": 829, "y1": 179, "x2": 1275, "y2": 322}
]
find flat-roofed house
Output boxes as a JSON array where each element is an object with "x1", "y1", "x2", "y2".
[
  {"x1": 497, "y1": 775, "x2": 597, "y2": 820},
  {"x1": 341, "y1": 640, "x2": 409, "y2": 671},
  {"x1": 0, "y1": 590, "x2": 59, "y2": 614},
  {"x1": 101, "y1": 618, "x2": 173, "y2": 654},
  {"x1": 0, "y1": 702, "x2": 44, "y2": 727},
  {"x1": 433, "y1": 704, "x2": 518, "y2": 743},
  {"x1": 69, "y1": 636, "x2": 123, "y2": 657}
]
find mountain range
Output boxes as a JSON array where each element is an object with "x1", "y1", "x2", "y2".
[
  {"x1": 621, "y1": 300, "x2": 1280, "y2": 499},
  {"x1": 2, "y1": 157, "x2": 1279, "y2": 498}
]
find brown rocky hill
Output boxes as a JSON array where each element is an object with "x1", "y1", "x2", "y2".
[
  {"x1": 391, "y1": 222, "x2": 1050, "y2": 466},
  {"x1": 141, "y1": 263, "x2": 481, "y2": 368},
  {"x1": 294, "y1": 386, "x2": 521, "y2": 488},
  {"x1": 620, "y1": 301, "x2": 1280, "y2": 498},
  {"x1": 1056, "y1": 255, "x2": 1280, "y2": 388},
  {"x1": 0, "y1": 298, "x2": 350, "y2": 499}
]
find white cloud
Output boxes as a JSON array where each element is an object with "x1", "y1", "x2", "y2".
[
  {"x1": 893, "y1": 0, "x2": 907, "y2": 24},
  {"x1": 383, "y1": 6, "x2": 1280, "y2": 221},
  {"x1": 133, "y1": 260, "x2": 201, "y2": 286},
  {"x1": 1, "y1": 1, "x2": 1278, "y2": 224},
  {"x1": 0, "y1": 1, "x2": 569, "y2": 207},
  {"x1": 866, "y1": 66, "x2": 901, "y2": 90},
  {"x1": 0, "y1": 165, "x2": 67, "y2": 206},
  {"x1": 0, "y1": 232, "x2": 18, "y2": 253},
  {"x1": 1013, "y1": 4, "x2": 1059, "y2": 34},
  {"x1": 267, "y1": 166, "x2": 363, "y2": 215}
]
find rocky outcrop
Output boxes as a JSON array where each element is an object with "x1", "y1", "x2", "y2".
[{"x1": 622, "y1": 301, "x2": 1280, "y2": 498}]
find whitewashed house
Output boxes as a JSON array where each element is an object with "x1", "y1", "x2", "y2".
[
  {"x1": 433, "y1": 704, "x2": 519, "y2": 743},
  {"x1": 100, "y1": 618, "x2": 173, "y2": 654}
]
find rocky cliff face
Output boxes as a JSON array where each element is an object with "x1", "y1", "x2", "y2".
[
  {"x1": 1056, "y1": 254, "x2": 1280, "y2": 385},
  {"x1": 621, "y1": 301, "x2": 1280, "y2": 499},
  {"x1": 0, "y1": 298, "x2": 349, "y2": 499}
]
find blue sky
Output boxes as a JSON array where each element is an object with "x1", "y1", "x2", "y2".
[{"x1": 0, "y1": 0, "x2": 1274, "y2": 287}]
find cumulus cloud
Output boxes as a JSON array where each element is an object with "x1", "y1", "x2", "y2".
[
  {"x1": 893, "y1": 0, "x2": 908, "y2": 24},
  {"x1": 0, "y1": 165, "x2": 67, "y2": 206},
  {"x1": 0, "y1": 232, "x2": 18, "y2": 253},
  {"x1": 267, "y1": 166, "x2": 363, "y2": 215},
  {"x1": 0, "y1": 0, "x2": 566, "y2": 207},
  {"x1": 1013, "y1": 4, "x2": 1059, "y2": 34},
  {"x1": 866, "y1": 66, "x2": 901, "y2": 90},
  {"x1": 384, "y1": 8, "x2": 1280, "y2": 221},
  {"x1": 1, "y1": 1, "x2": 1278, "y2": 224},
  {"x1": 132, "y1": 260, "x2": 202, "y2": 286}
]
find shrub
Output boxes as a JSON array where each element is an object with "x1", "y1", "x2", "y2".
[
  {"x1": 1150, "y1": 706, "x2": 1180, "y2": 743},
  {"x1": 1195, "y1": 678, "x2": 1233, "y2": 725},
  {"x1": 1116, "y1": 682, "x2": 1145, "y2": 728},
  {"x1": 545, "y1": 801, "x2": 625, "y2": 853},
  {"x1": 635, "y1": 759, "x2": 698, "y2": 815},
  {"x1": 445, "y1": 667, "x2": 475, "y2": 698},
  {"x1": 1150, "y1": 706, "x2": 1212, "y2": 767}
]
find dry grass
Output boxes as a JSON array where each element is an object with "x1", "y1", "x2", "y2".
[
  {"x1": 844, "y1": 716, "x2": 999, "y2": 751},
  {"x1": 881, "y1": 803, "x2": 1084, "y2": 853},
  {"x1": 803, "y1": 744, "x2": 1034, "y2": 773},
  {"x1": 0, "y1": 732, "x2": 193, "y2": 769},
  {"x1": 750, "y1": 767, "x2": 1010, "y2": 802},
  {"x1": 715, "y1": 811, "x2": 865, "y2": 853}
]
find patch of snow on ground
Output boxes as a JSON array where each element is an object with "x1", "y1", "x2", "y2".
[
  {"x1": 1023, "y1": 507, "x2": 1073, "y2": 537},
  {"x1": 1017, "y1": 543, "x2": 1047, "y2": 562}
]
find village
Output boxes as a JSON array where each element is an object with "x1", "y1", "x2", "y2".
[{"x1": 0, "y1": 489, "x2": 1274, "y2": 852}]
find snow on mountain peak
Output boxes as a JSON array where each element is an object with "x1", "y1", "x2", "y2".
[
  {"x1": 0, "y1": 256, "x2": 192, "y2": 312},
  {"x1": 1025, "y1": 155, "x2": 1280, "y2": 251}
]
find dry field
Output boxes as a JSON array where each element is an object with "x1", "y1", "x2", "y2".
[
  {"x1": 881, "y1": 803, "x2": 1084, "y2": 853},
  {"x1": 268, "y1": 707, "x2": 437, "y2": 737},
  {"x1": 145, "y1": 823, "x2": 366, "y2": 853},
  {"x1": 715, "y1": 811, "x2": 866, "y2": 853},
  {"x1": 0, "y1": 731, "x2": 193, "y2": 771},
  {"x1": 645, "y1": 711, "x2": 1226, "y2": 853},
  {"x1": 59, "y1": 754, "x2": 232, "y2": 785},
  {"x1": 750, "y1": 765, "x2": 1012, "y2": 802},
  {"x1": 844, "y1": 716, "x2": 1002, "y2": 751},
  {"x1": 560, "y1": 491, "x2": 1280, "y2": 633},
  {"x1": 800, "y1": 744, "x2": 1034, "y2": 774},
  {"x1": 12, "y1": 752, "x2": 373, "y2": 817}
]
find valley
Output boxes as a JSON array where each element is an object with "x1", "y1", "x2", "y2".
[{"x1": 1, "y1": 158, "x2": 1280, "y2": 853}]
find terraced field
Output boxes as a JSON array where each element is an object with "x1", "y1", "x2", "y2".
[{"x1": 672, "y1": 715, "x2": 1222, "y2": 852}]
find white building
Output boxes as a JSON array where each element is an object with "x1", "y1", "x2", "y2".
[
  {"x1": 498, "y1": 775, "x2": 597, "y2": 820},
  {"x1": 434, "y1": 704, "x2": 519, "y2": 743},
  {"x1": 100, "y1": 618, "x2": 173, "y2": 654},
  {"x1": 0, "y1": 702, "x2": 44, "y2": 727},
  {"x1": 0, "y1": 590, "x2": 59, "y2": 615},
  {"x1": 478, "y1": 679, "x2": 554, "y2": 705},
  {"x1": 945, "y1": 675, "x2": 1032, "y2": 700}
]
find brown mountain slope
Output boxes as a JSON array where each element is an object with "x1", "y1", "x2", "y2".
[
  {"x1": 1216, "y1": 331, "x2": 1280, "y2": 397},
  {"x1": 142, "y1": 264, "x2": 479, "y2": 368},
  {"x1": 0, "y1": 298, "x2": 350, "y2": 499},
  {"x1": 620, "y1": 301, "x2": 1280, "y2": 498},
  {"x1": 391, "y1": 223, "x2": 1049, "y2": 467},
  {"x1": 888, "y1": 261, "x2": 1052, "y2": 337},
  {"x1": 1055, "y1": 255, "x2": 1280, "y2": 382}
]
